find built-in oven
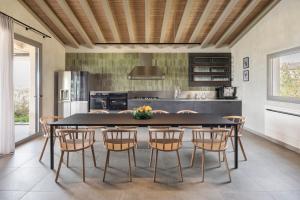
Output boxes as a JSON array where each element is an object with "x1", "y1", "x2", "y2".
[
  {"x1": 89, "y1": 92, "x2": 128, "y2": 111},
  {"x1": 108, "y1": 93, "x2": 128, "y2": 110},
  {"x1": 89, "y1": 92, "x2": 109, "y2": 110}
]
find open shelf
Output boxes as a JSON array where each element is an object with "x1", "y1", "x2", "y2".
[{"x1": 189, "y1": 53, "x2": 231, "y2": 87}]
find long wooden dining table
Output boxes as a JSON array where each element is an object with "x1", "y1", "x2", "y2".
[{"x1": 49, "y1": 113, "x2": 239, "y2": 169}]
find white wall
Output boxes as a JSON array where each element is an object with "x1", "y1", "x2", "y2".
[
  {"x1": 0, "y1": 0, "x2": 65, "y2": 116},
  {"x1": 231, "y1": 0, "x2": 300, "y2": 149}
]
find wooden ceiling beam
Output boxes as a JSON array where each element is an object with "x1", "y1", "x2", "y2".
[
  {"x1": 200, "y1": 0, "x2": 240, "y2": 48},
  {"x1": 215, "y1": 0, "x2": 261, "y2": 48},
  {"x1": 32, "y1": 0, "x2": 79, "y2": 48},
  {"x1": 123, "y1": 0, "x2": 136, "y2": 42},
  {"x1": 17, "y1": 0, "x2": 64, "y2": 46},
  {"x1": 160, "y1": 0, "x2": 174, "y2": 43},
  {"x1": 145, "y1": 0, "x2": 151, "y2": 43},
  {"x1": 76, "y1": 0, "x2": 105, "y2": 43},
  {"x1": 55, "y1": 0, "x2": 94, "y2": 48},
  {"x1": 102, "y1": 0, "x2": 121, "y2": 43},
  {"x1": 174, "y1": 0, "x2": 194, "y2": 43},
  {"x1": 189, "y1": 0, "x2": 219, "y2": 43}
]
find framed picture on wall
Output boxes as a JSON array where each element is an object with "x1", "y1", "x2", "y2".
[
  {"x1": 243, "y1": 57, "x2": 249, "y2": 69},
  {"x1": 243, "y1": 70, "x2": 249, "y2": 81}
]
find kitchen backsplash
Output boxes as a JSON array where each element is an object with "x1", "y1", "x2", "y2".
[{"x1": 65, "y1": 53, "x2": 214, "y2": 91}]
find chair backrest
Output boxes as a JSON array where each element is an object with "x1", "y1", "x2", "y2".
[
  {"x1": 40, "y1": 116, "x2": 63, "y2": 137},
  {"x1": 223, "y1": 116, "x2": 245, "y2": 134},
  {"x1": 56, "y1": 129, "x2": 95, "y2": 151},
  {"x1": 118, "y1": 110, "x2": 134, "y2": 114},
  {"x1": 149, "y1": 128, "x2": 184, "y2": 151},
  {"x1": 176, "y1": 110, "x2": 199, "y2": 128},
  {"x1": 177, "y1": 110, "x2": 198, "y2": 114},
  {"x1": 152, "y1": 110, "x2": 169, "y2": 114},
  {"x1": 102, "y1": 128, "x2": 137, "y2": 151},
  {"x1": 90, "y1": 109, "x2": 109, "y2": 114},
  {"x1": 192, "y1": 128, "x2": 230, "y2": 151}
]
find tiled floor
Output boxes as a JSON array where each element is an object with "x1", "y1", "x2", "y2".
[
  {"x1": 15, "y1": 124, "x2": 30, "y2": 142},
  {"x1": 0, "y1": 129, "x2": 300, "y2": 200}
]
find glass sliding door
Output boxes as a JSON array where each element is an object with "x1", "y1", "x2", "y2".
[{"x1": 13, "y1": 35, "x2": 41, "y2": 143}]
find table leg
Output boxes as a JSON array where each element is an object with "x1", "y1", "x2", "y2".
[
  {"x1": 234, "y1": 124, "x2": 238, "y2": 169},
  {"x1": 50, "y1": 125, "x2": 54, "y2": 170},
  {"x1": 76, "y1": 126, "x2": 78, "y2": 139}
]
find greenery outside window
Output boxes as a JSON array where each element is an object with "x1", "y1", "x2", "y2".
[{"x1": 268, "y1": 47, "x2": 300, "y2": 103}]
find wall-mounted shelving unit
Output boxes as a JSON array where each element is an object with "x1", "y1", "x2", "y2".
[{"x1": 189, "y1": 53, "x2": 231, "y2": 87}]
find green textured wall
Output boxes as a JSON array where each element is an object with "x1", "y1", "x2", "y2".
[{"x1": 65, "y1": 53, "x2": 210, "y2": 91}]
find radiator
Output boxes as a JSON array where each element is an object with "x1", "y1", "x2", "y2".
[{"x1": 265, "y1": 106, "x2": 300, "y2": 149}]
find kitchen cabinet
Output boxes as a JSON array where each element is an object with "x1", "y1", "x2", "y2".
[
  {"x1": 128, "y1": 99, "x2": 241, "y2": 115},
  {"x1": 189, "y1": 53, "x2": 232, "y2": 87},
  {"x1": 210, "y1": 101, "x2": 241, "y2": 115}
]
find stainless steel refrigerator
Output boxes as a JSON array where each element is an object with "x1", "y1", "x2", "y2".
[{"x1": 57, "y1": 71, "x2": 89, "y2": 117}]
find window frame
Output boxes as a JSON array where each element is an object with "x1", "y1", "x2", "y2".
[
  {"x1": 14, "y1": 33, "x2": 43, "y2": 146},
  {"x1": 267, "y1": 46, "x2": 300, "y2": 104}
]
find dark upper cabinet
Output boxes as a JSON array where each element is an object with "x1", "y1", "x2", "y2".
[{"x1": 189, "y1": 53, "x2": 231, "y2": 87}]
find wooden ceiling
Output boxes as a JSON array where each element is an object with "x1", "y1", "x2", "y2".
[{"x1": 20, "y1": 0, "x2": 279, "y2": 48}]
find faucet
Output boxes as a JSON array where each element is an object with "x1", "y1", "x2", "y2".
[{"x1": 174, "y1": 86, "x2": 181, "y2": 99}]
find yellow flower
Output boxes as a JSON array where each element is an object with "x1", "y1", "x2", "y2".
[
  {"x1": 145, "y1": 106, "x2": 152, "y2": 112},
  {"x1": 136, "y1": 105, "x2": 152, "y2": 113}
]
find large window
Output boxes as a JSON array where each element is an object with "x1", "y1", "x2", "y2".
[{"x1": 268, "y1": 47, "x2": 300, "y2": 103}]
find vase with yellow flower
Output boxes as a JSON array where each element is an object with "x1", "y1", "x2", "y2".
[{"x1": 133, "y1": 105, "x2": 153, "y2": 120}]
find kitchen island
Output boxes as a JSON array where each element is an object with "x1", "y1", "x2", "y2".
[{"x1": 128, "y1": 99, "x2": 242, "y2": 115}]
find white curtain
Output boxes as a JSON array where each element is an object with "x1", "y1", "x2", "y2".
[{"x1": 0, "y1": 13, "x2": 14, "y2": 155}]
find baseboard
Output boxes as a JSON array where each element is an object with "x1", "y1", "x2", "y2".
[
  {"x1": 15, "y1": 133, "x2": 42, "y2": 146},
  {"x1": 244, "y1": 127, "x2": 300, "y2": 154}
]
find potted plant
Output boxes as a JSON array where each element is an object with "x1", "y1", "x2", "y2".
[{"x1": 133, "y1": 105, "x2": 153, "y2": 120}]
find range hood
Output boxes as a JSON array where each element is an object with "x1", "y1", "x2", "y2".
[{"x1": 128, "y1": 53, "x2": 165, "y2": 80}]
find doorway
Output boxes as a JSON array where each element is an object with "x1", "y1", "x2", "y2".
[{"x1": 13, "y1": 35, "x2": 41, "y2": 143}]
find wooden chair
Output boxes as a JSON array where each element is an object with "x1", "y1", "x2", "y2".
[
  {"x1": 148, "y1": 110, "x2": 170, "y2": 162},
  {"x1": 149, "y1": 128, "x2": 184, "y2": 182},
  {"x1": 152, "y1": 110, "x2": 169, "y2": 114},
  {"x1": 39, "y1": 116, "x2": 63, "y2": 161},
  {"x1": 118, "y1": 110, "x2": 134, "y2": 114},
  {"x1": 191, "y1": 128, "x2": 231, "y2": 182},
  {"x1": 102, "y1": 128, "x2": 137, "y2": 182},
  {"x1": 89, "y1": 109, "x2": 109, "y2": 113},
  {"x1": 176, "y1": 110, "x2": 202, "y2": 166},
  {"x1": 55, "y1": 129, "x2": 96, "y2": 182},
  {"x1": 223, "y1": 116, "x2": 247, "y2": 161},
  {"x1": 177, "y1": 110, "x2": 198, "y2": 114}
]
